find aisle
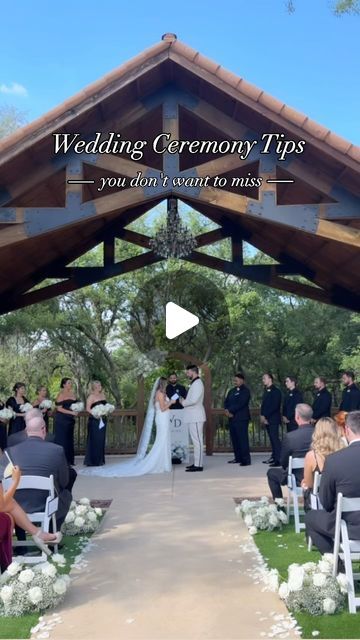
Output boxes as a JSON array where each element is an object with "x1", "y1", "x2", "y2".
[{"x1": 43, "y1": 454, "x2": 297, "y2": 640}]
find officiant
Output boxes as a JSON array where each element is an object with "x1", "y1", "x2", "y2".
[{"x1": 166, "y1": 373, "x2": 187, "y2": 409}]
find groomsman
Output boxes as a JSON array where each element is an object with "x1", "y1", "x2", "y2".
[
  {"x1": 312, "y1": 376, "x2": 332, "y2": 421},
  {"x1": 224, "y1": 373, "x2": 251, "y2": 466},
  {"x1": 260, "y1": 373, "x2": 282, "y2": 466},
  {"x1": 283, "y1": 376, "x2": 303, "y2": 433},
  {"x1": 339, "y1": 371, "x2": 360, "y2": 411},
  {"x1": 181, "y1": 364, "x2": 206, "y2": 472}
]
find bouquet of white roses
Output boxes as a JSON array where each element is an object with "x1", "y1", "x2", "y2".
[
  {"x1": 70, "y1": 402, "x2": 84, "y2": 413},
  {"x1": 91, "y1": 403, "x2": 115, "y2": 419},
  {"x1": 278, "y1": 554, "x2": 347, "y2": 615},
  {"x1": 19, "y1": 402, "x2": 33, "y2": 413},
  {"x1": 61, "y1": 498, "x2": 103, "y2": 536},
  {"x1": 0, "y1": 557, "x2": 69, "y2": 617},
  {"x1": 235, "y1": 496, "x2": 288, "y2": 534},
  {"x1": 0, "y1": 407, "x2": 14, "y2": 421},
  {"x1": 39, "y1": 399, "x2": 53, "y2": 410},
  {"x1": 172, "y1": 444, "x2": 187, "y2": 461}
]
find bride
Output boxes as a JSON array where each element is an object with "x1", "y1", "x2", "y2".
[{"x1": 80, "y1": 377, "x2": 176, "y2": 477}]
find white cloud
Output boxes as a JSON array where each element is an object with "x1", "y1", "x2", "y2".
[{"x1": 0, "y1": 82, "x2": 28, "y2": 97}]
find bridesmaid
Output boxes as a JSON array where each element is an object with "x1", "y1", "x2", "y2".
[
  {"x1": 54, "y1": 378, "x2": 78, "y2": 465},
  {"x1": 33, "y1": 385, "x2": 51, "y2": 431},
  {"x1": 0, "y1": 400, "x2": 7, "y2": 452},
  {"x1": 84, "y1": 381, "x2": 107, "y2": 466},
  {"x1": 6, "y1": 382, "x2": 30, "y2": 436}
]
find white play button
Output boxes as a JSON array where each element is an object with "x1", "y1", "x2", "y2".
[{"x1": 166, "y1": 302, "x2": 199, "y2": 339}]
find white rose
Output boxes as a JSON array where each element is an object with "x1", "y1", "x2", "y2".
[
  {"x1": 278, "y1": 511, "x2": 288, "y2": 524},
  {"x1": 323, "y1": 597, "x2": 336, "y2": 614},
  {"x1": 248, "y1": 526, "x2": 257, "y2": 535},
  {"x1": 41, "y1": 563, "x2": 57, "y2": 578},
  {"x1": 19, "y1": 569, "x2": 34, "y2": 584},
  {"x1": 303, "y1": 562, "x2": 317, "y2": 573},
  {"x1": 74, "y1": 516, "x2": 85, "y2": 527},
  {"x1": 288, "y1": 566, "x2": 304, "y2": 592},
  {"x1": 274, "y1": 498, "x2": 285, "y2": 507},
  {"x1": 278, "y1": 582, "x2": 290, "y2": 599},
  {"x1": 336, "y1": 573, "x2": 348, "y2": 594},
  {"x1": 52, "y1": 553, "x2": 66, "y2": 565},
  {"x1": 70, "y1": 500, "x2": 76, "y2": 509},
  {"x1": 28, "y1": 586, "x2": 43, "y2": 605},
  {"x1": 244, "y1": 515, "x2": 253, "y2": 526},
  {"x1": 269, "y1": 514, "x2": 279, "y2": 527},
  {"x1": 266, "y1": 569, "x2": 279, "y2": 591},
  {"x1": 323, "y1": 553, "x2": 335, "y2": 564},
  {"x1": 318, "y1": 559, "x2": 332, "y2": 575},
  {"x1": 260, "y1": 496, "x2": 269, "y2": 503},
  {"x1": 313, "y1": 573, "x2": 327, "y2": 587},
  {"x1": 75, "y1": 505, "x2": 87, "y2": 516},
  {"x1": 53, "y1": 578, "x2": 67, "y2": 595},
  {"x1": 79, "y1": 497, "x2": 90, "y2": 505},
  {"x1": 87, "y1": 511, "x2": 97, "y2": 522},
  {"x1": 62, "y1": 574, "x2": 71, "y2": 585},
  {"x1": 65, "y1": 511, "x2": 75, "y2": 523},
  {"x1": 6, "y1": 561, "x2": 22, "y2": 576},
  {"x1": 0, "y1": 585, "x2": 13, "y2": 603}
]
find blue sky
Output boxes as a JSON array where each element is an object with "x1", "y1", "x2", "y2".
[{"x1": 0, "y1": 0, "x2": 359, "y2": 144}]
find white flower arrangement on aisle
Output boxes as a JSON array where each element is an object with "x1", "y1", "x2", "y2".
[
  {"x1": 0, "y1": 558, "x2": 70, "y2": 617},
  {"x1": 235, "y1": 496, "x2": 288, "y2": 533},
  {"x1": 61, "y1": 498, "x2": 103, "y2": 535},
  {"x1": 0, "y1": 407, "x2": 15, "y2": 421},
  {"x1": 39, "y1": 399, "x2": 53, "y2": 410},
  {"x1": 171, "y1": 444, "x2": 187, "y2": 461},
  {"x1": 278, "y1": 554, "x2": 347, "y2": 615},
  {"x1": 90, "y1": 403, "x2": 115, "y2": 419},
  {"x1": 19, "y1": 402, "x2": 33, "y2": 413},
  {"x1": 70, "y1": 402, "x2": 84, "y2": 413}
]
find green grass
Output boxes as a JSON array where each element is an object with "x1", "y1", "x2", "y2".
[
  {"x1": 254, "y1": 523, "x2": 360, "y2": 639},
  {"x1": 0, "y1": 534, "x2": 92, "y2": 639}
]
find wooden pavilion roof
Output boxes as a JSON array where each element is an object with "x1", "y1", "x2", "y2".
[{"x1": 0, "y1": 34, "x2": 359, "y2": 313}]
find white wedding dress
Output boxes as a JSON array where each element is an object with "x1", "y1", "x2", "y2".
[{"x1": 79, "y1": 380, "x2": 172, "y2": 478}]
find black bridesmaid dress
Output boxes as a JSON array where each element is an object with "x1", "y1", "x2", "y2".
[
  {"x1": 33, "y1": 402, "x2": 50, "y2": 431},
  {"x1": 6, "y1": 396, "x2": 27, "y2": 435},
  {"x1": 0, "y1": 402, "x2": 7, "y2": 451},
  {"x1": 84, "y1": 400, "x2": 107, "y2": 466},
  {"x1": 54, "y1": 399, "x2": 77, "y2": 465}
]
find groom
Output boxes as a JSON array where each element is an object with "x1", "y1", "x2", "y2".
[{"x1": 180, "y1": 364, "x2": 206, "y2": 472}]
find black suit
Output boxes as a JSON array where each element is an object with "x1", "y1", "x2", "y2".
[
  {"x1": 339, "y1": 383, "x2": 360, "y2": 412},
  {"x1": 283, "y1": 388, "x2": 303, "y2": 432},
  {"x1": 166, "y1": 383, "x2": 187, "y2": 410},
  {"x1": 312, "y1": 387, "x2": 332, "y2": 421},
  {"x1": 224, "y1": 385, "x2": 251, "y2": 464},
  {"x1": 261, "y1": 385, "x2": 282, "y2": 464},
  {"x1": 267, "y1": 424, "x2": 314, "y2": 499},
  {"x1": 305, "y1": 441, "x2": 360, "y2": 553},
  {"x1": 7, "y1": 436, "x2": 76, "y2": 528}
]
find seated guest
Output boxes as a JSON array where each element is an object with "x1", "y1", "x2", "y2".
[
  {"x1": 334, "y1": 411, "x2": 348, "y2": 445},
  {"x1": 0, "y1": 462, "x2": 62, "y2": 554},
  {"x1": 7, "y1": 408, "x2": 55, "y2": 447},
  {"x1": 301, "y1": 418, "x2": 344, "y2": 511},
  {"x1": 267, "y1": 403, "x2": 314, "y2": 499},
  {"x1": 305, "y1": 411, "x2": 360, "y2": 554},
  {"x1": 7, "y1": 413, "x2": 76, "y2": 532}
]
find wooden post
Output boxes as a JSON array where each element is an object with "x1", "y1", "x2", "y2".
[
  {"x1": 202, "y1": 363, "x2": 213, "y2": 456},
  {"x1": 136, "y1": 374, "x2": 145, "y2": 443}
]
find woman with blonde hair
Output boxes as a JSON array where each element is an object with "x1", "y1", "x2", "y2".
[
  {"x1": 84, "y1": 380, "x2": 107, "y2": 467},
  {"x1": 301, "y1": 417, "x2": 345, "y2": 492}
]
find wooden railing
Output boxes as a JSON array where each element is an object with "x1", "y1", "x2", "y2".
[{"x1": 47, "y1": 407, "x2": 284, "y2": 455}]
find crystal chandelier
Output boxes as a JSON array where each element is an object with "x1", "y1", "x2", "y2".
[{"x1": 149, "y1": 198, "x2": 197, "y2": 258}]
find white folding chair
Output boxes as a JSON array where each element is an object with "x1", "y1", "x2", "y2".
[
  {"x1": 286, "y1": 456, "x2": 305, "y2": 533},
  {"x1": 307, "y1": 471, "x2": 323, "y2": 551},
  {"x1": 3, "y1": 474, "x2": 59, "y2": 564},
  {"x1": 332, "y1": 492, "x2": 360, "y2": 614}
]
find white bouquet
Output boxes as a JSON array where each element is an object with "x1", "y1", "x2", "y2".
[
  {"x1": 70, "y1": 402, "x2": 84, "y2": 413},
  {"x1": 90, "y1": 403, "x2": 115, "y2": 419},
  {"x1": 39, "y1": 399, "x2": 53, "y2": 410},
  {"x1": 61, "y1": 498, "x2": 103, "y2": 536},
  {"x1": 235, "y1": 497, "x2": 287, "y2": 534},
  {"x1": 0, "y1": 559, "x2": 70, "y2": 617},
  {"x1": 278, "y1": 554, "x2": 347, "y2": 615},
  {"x1": 0, "y1": 407, "x2": 15, "y2": 421},
  {"x1": 19, "y1": 403, "x2": 33, "y2": 413}
]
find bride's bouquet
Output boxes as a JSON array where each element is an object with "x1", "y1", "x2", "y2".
[
  {"x1": 19, "y1": 403, "x2": 33, "y2": 413},
  {"x1": 0, "y1": 407, "x2": 15, "y2": 421},
  {"x1": 90, "y1": 403, "x2": 115, "y2": 419},
  {"x1": 70, "y1": 402, "x2": 84, "y2": 413},
  {"x1": 39, "y1": 399, "x2": 53, "y2": 410}
]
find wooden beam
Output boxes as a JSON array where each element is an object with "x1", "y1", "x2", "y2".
[
  {"x1": 103, "y1": 236, "x2": 115, "y2": 266},
  {"x1": 87, "y1": 154, "x2": 151, "y2": 179},
  {"x1": 316, "y1": 218, "x2": 360, "y2": 248},
  {"x1": 89, "y1": 185, "x2": 167, "y2": 216},
  {"x1": 183, "y1": 97, "x2": 250, "y2": 141},
  {"x1": 194, "y1": 154, "x2": 255, "y2": 179}
]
